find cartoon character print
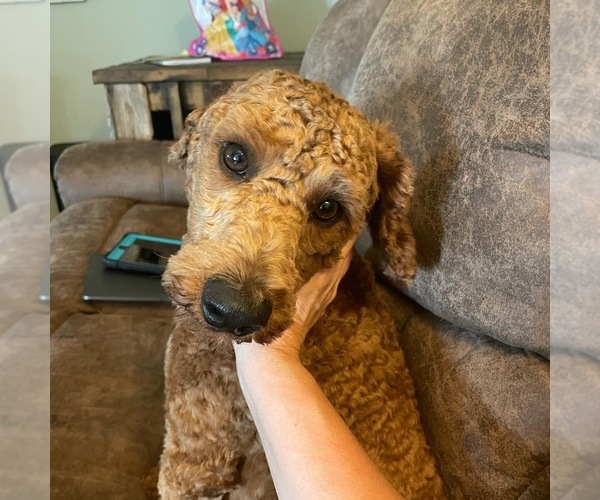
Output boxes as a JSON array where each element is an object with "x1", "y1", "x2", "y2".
[{"x1": 188, "y1": 0, "x2": 283, "y2": 60}]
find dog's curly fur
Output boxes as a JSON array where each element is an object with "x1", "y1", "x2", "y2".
[{"x1": 158, "y1": 70, "x2": 444, "y2": 499}]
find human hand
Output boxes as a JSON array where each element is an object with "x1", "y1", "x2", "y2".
[
  {"x1": 233, "y1": 238, "x2": 356, "y2": 360},
  {"x1": 271, "y1": 238, "x2": 356, "y2": 357}
]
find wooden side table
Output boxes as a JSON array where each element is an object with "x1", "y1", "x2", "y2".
[{"x1": 93, "y1": 52, "x2": 304, "y2": 141}]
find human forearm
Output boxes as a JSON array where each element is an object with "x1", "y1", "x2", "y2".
[{"x1": 234, "y1": 344, "x2": 402, "y2": 500}]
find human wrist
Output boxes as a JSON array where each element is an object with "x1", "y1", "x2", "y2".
[
  {"x1": 233, "y1": 338, "x2": 303, "y2": 373},
  {"x1": 233, "y1": 337, "x2": 314, "y2": 406},
  {"x1": 233, "y1": 321, "x2": 307, "y2": 365}
]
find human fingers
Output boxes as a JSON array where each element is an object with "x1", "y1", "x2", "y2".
[
  {"x1": 252, "y1": 238, "x2": 357, "y2": 357},
  {"x1": 292, "y1": 237, "x2": 357, "y2": 332}
]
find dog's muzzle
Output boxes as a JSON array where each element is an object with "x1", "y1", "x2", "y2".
[{"x1": 201, "y1": 277, "x2": 272, "y2": 337}]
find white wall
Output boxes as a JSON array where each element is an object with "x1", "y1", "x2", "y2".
[
  {"x1": 51, "y1": 0, "x2": 336, "y2": 144},
  {"x1": 0, "y1": 1, "x2": 50, "y2": 220}
]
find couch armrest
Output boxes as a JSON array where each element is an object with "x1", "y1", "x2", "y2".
[
  {"x1": 1, "y1": 143, "x2": 49, "y2": 210},
  {"x1": 53, "y1": 141, "x2": 187, "y2": 209}
]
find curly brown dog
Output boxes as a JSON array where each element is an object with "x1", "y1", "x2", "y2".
[{"x1": 158, "y1": 70, "x2": 444, "y2": 499}]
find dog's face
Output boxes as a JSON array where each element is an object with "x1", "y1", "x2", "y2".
[{"x1": 164, "y1": 70, "x2": 415, "y2": 345}]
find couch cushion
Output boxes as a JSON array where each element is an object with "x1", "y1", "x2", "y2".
[
  {"x1": 551, "y1": 349, "x2": 600, "y2": 498},
  {"x1": 51, "y1": 312, "x2": 171, "y2": 499},
  {"x1": 0, "y1": 200, "x2": 49, "y2": 333},
  {"x1": 0, "y1": 313, "x2": 49, "y2": 500},
  {"x1": 300, "y1": 0, "x2": 391, "y2": 97},
  {"x1": 550, "y1": 151, "x2": 600, "y2": 357},
  {"x1": 378, "y1": 284, "x2": 549, "y2": 499},
  {"x1": 302, "y1": 0, "x2": 550, "y2": 357},
  {"x1": 51, "y1": 197, "x2": 135, "y2": 331},
  {"x1": 100, "y1": 202, "x2": 188, "y2": 254},
  {"x1": 0, "y1": 162, "x2": 49, "y2": 500},
  {"x1": 550, "y1": 1, "x2": 600, "y2": 493},
  {"x1": 395, "y1": 148, "x2": 549, "y2": 356},
  {"x1": 550, "y1": 0, "x2": 600, "y2": 160},
  {"x1": 50, "y1": 198, "x2": 187, "y2": 333}
]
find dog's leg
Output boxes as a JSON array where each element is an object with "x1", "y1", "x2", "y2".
[
  {"x1": 227, "y1": 439, "x2": 277, "y2": 500},
  {"x1": 158, "y1": 325, "x2": 255, "y2": 499}
]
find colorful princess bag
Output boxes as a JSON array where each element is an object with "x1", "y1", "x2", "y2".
[{"x1": 188, "y1": 0, "x2": 283, "y2": 60}]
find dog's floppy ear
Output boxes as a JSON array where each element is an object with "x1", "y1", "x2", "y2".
[
  {"x1": 169, "y1": 108, "x2": 206, "y2": 169},
  {"x1": 369, "y1": 122, "x2": 417, "y2": 284}
]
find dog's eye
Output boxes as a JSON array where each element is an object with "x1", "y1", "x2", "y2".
[
  {"x1": 221, "y1": 143, "x2": 248, "y2": 174},
  {"x1": 313, "y1": 199, "x2": 340, "y2": 223}
]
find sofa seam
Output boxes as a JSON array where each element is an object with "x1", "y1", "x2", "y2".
[{"x1": 516, "y1": 463, "x2": 549, "y2": 499}]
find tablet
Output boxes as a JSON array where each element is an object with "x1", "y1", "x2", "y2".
[
  {"x1": 82, "y1": 253, "x2": 169, "y2": 302},
  {"x1": 104, "y1": 233, "x2": 182, "y2": 274}
]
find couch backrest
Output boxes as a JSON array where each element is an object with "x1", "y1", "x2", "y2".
[
  {"x1": 54, "y1": 141, "x2": 187, "y2": 209},
  {"x1": 550, "y1": 0, "x2": 600, "y2": 358},
  {"x1": 302, "y1": 0, "x2": 550, "y2": 356}
]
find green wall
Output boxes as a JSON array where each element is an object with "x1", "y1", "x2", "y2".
[
  {"x1": 0, "y1": 1, "x2": 50, "y2": 221},
  {"x1": 51, "y1": 0, "x2": 336, "y2": 144}
]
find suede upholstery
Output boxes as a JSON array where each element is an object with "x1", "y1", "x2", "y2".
[
  {"x1": 303, "y1": 0, "x2": 550, "y2": 497},
  {"x1": 303, "y1": 0, "x2": 550, "y2": 357},
  {"x1": 0, "y1": 144, "x2": 50, "y2": 499},
  {"x1": 54, "y1": 141, "x2": 186, "y2": 209},
  {"x1": 3, "y1": 143, "x2": 50, "y2": 211},
  {"x1": 50, "y1": 1, "x2": 551, "y2": 498},
  {"x1": 50, "y1": 197, "x2": 185, "y2": 332},
  {"x1": 51, "y1": 313, "x2": 170, "y2": 499},
  {"x1": 550, "y1": 0, "x2": 600, "y2": 496},
  {"x1": 50, "y1": 141, "x2": 189, "y2": 498}
]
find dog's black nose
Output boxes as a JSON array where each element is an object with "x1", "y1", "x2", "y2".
[{"x1": 201, "y1": 278, "x2": 272, "y2": 336}]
